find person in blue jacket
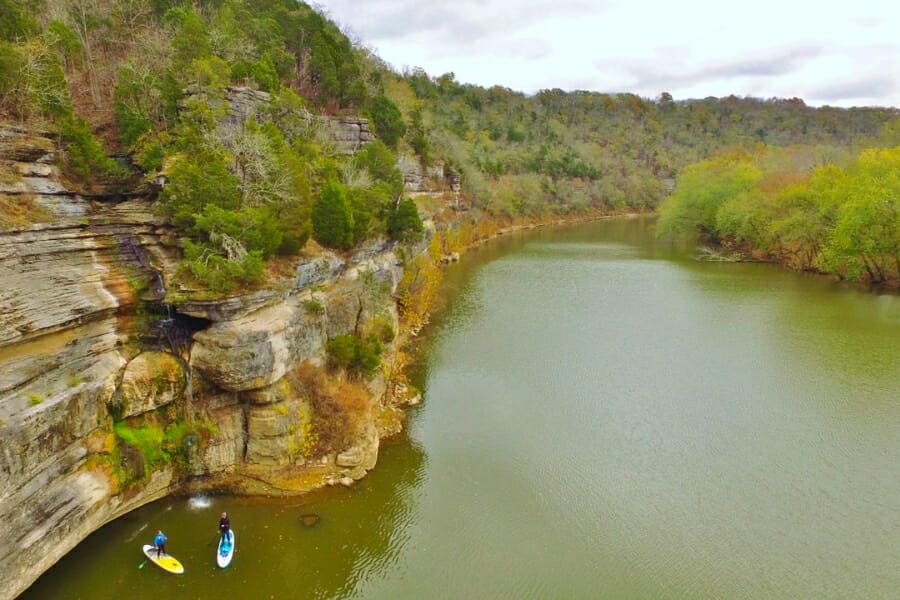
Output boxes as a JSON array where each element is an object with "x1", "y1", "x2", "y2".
[{"x1": 153, "y1": 530, "x2": 167, "y2": 558}]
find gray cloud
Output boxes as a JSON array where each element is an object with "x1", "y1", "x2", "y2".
[
  {"x1": 320, "y1": 0, "x2": 602, "y2": 45},
  {"x1": 600, "y1": 45, "x2": 824, "y2": 91},
  {"x1": 503, "y1": 38, "x2": 553, "y2": 61},
  {"x1": 324, "y1": 2, "x2": 491, "y2": 44},
  {"x1": 806, "y1": 76, "x2": 897, "y2": 104}
]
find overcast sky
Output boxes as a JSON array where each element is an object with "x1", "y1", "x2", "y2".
[{"x1": 316, "y1": 0, "x2": 899, "y2": 108}]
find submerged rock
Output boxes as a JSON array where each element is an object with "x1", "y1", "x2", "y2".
[{"x1": 299, "y1": 513, "x2": 320, "y2": 527}]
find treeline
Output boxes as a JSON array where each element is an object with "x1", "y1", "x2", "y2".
[
  {"x1": 657, "y1": 141, "x2": 900, "y2": 287},
  {"x1": 388, "y1": 70, "x2": 897, "y2": 217}
]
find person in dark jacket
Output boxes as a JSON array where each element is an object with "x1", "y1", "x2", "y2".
[
  {"x1": 219, "y1": 512, "x2": 231, "y2": 543},
  {"x1": 153, "y1": 530, "x2": 167, "y2": 558}
]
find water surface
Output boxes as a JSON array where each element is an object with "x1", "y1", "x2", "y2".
[{"x1": 24, "y1": 217, "x2": 900, "y2": 599}]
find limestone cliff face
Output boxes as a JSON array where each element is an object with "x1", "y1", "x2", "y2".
[
  {"x1": 0, "y1": 125, "x2": 411, "y2": 600},
  {"x1": 220, "y1": 86, "x2": 375, "y2": 154},
  {"x1": 397, "y1": 154, "x2": 457, "y2": 193}
]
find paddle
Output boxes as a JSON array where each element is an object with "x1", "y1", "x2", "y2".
[{"x1": 139, "y1": 541, "x2": 152, "y2": 569}]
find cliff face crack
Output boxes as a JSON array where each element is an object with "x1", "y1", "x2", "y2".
[{"x1": 241, "y1": 403, "x2": 250, "y2": 463}]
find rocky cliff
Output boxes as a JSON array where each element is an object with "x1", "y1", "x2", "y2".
[
  {"x1": 222, "y1": 86, "x2": 376, "y2": 154},
  {"x1": 0, "y1": 122, "x2": 419, "y2": 599}
]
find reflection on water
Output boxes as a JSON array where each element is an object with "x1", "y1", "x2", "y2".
[
  {"x1": 187, "y1": 495, "x2": 212, "y2": 510},
  {"x1": 21, "y1": 439, "x2": 427, "y2": 600},
  {"x1": 22, "y1": 217, "x2": 900, "y2": 599}
]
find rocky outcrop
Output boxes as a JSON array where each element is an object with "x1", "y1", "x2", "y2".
[
  {"x1": 191, "y1": 296, "x2": 327, "y2": 391},
  {"x1": 223, "y1": 86, "x2": 272, "y2": 127},
  {"x1": 0, "y1": 125, "x2": 54, "y2": 163},
  {"x1": 320, "y1": 116, "x2": 375, "y2": 154},
  {"x1": 221, "y1": 87, "x2": 374, "y2": 154},
  {"x1": 0, "y1": 129, "x2": 189, "y2": 599},
  {"x1": 398, "y1": 155, "x2": 449, "y2": 192}
]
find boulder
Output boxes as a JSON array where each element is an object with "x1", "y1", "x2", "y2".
[
  {"x1": 116, "y1": 352, "x2": 186, "y2": 418},
  {"x1": 191, "y1": 298, "x2": 327, "y2": 392},
  {"x1": 175, "y1": 289, "x2": 281, "y2": 321}
]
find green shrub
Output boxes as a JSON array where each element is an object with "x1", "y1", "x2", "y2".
[
  {"x1": 194, "y1": 204, "x2": 283, "y2": 259},
  {"x1": 160, "y1": 154, "x2": 241, "y2": 229},
  {"x1": 367, "y1": 94, "x2": 406, "y2": 148},
  {"x1": 387, "y1": 198, "x2": 424, "y2": 243},
  {"x1": 45, "y1": 20, "x2": 82, "y2": 63},
  {"x1": 170, "y1": 8, "x2": 211, "y2": 69},
  {"x1": 0, "y1": 42, "x2": 22, "y2": 104},
  {"x1": 346, "y1": 186, "x2": 382, "y2": 241},
  {"x1": 60, "y1": 116, "x2": 128, "y2": 185},
  {"x1": 300, "y1": 14, "x2": 367, "y2": 108},
  {"x1": 312, "y1": 180, "x2": 354, "y2": 250},
  {"x1": 0, "y1": 39, "x2": 71, "y2": 120},
  {"x1": 132, "y1": 132, "x2": 167, "y2": 173},
  {"x1": 354, "y1": 140, "x2": 404, "y2": 196},
  {"x1": 326, "y1": 334, "x2": 383, "y2": 378},
  {"x1": 407, "y1": 108, "x2": 431, "y2": 166},
  {"x1": 369, "y1": 315, "x2": 395, "y2": 343},
  {"x1": 183, "y1": 240, "x2": 265, "y2": 293},
  {"x1": 0, "y1": 0, "x2": 38, "y2": 41},
  {"x1": 114, "y1": 420, "x2": 166, "y2": 467},
  {"x1": 233, "y1": 52, "x2": 280, "y2": 92},
  {"x1": 303, "y1": 299, "x2": 324, "y2": 315},
  {"x1": 326, "y1": 335, "x2": 356, "y2": 371},
  {"x1": 275, "y1": 200, "x2": 312, "y2": 255},
  {"x1": 114, "y1": 62, "x2": 163, "y2": 148}
]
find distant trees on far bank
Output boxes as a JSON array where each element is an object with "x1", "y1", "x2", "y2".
[{"x1": 657, "y1": 143, "x2": 900, "y2": 288}]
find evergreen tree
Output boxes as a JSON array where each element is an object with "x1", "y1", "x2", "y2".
[
  {"x1": 387, "y1": 198, "x2": 423, "y2": 243},
  {"x1": 312, "y1": 180, "x2": 355, "y2": 250},
  {"x1": 367, "y1": 94, "x2": 406, "y2": 148}
]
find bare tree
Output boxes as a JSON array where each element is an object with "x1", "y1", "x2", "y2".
[{"x1": 67, "y1": 0, "x2": 101, "y2": 107}]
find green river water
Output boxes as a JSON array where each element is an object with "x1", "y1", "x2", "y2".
[{"x1": 22, "y1": 217, "x2": 900, "y2": 599}]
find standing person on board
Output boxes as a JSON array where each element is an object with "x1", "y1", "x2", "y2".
[
  {"x1": 219, "y1": 512, "x2": 231, "y2": 543},
  {"x1": 153, "y1": 530, "x2": 167, "y2": 558}
]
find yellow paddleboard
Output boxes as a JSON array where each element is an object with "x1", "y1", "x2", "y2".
[{"x1": 142, "y1": 544, "x2": 185, "y2": 574}]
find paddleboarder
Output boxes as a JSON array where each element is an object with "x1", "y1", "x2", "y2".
[
  {"x1": 219, "y1": 512, "x2": 231, "y2": 543},
  {"x1": 154, "y1": 530, "x2": 167, "y2": 558}
]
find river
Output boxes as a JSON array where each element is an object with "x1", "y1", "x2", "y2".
[{"x1": 22, "y1": 217, "x2": 900, "y2": 599}]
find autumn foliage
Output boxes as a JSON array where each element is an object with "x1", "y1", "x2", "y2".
[{"x1": 294, "y1": 362, "x2": 374, "y2": 456}]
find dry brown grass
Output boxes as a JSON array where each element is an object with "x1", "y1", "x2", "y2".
[
  {"x1": 293, "y1": 361, "x2": 374, "y2": 456},
  {"x1": 0, "y1": 162, "x2": 21, "y2": 186},
  {"x1": 0, "y1": 193, "x2": 51, "y2": 230},
  {"x1": 263, "y1": 255, "x2": 300, "y2": 281}
]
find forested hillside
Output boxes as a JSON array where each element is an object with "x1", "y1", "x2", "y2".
[
  {"x1": 2, "y1": 0, "x2": 898, "y2": 289},
  {"x1": 389, "y1": 75, "x2": 896, "y2": 214}
]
